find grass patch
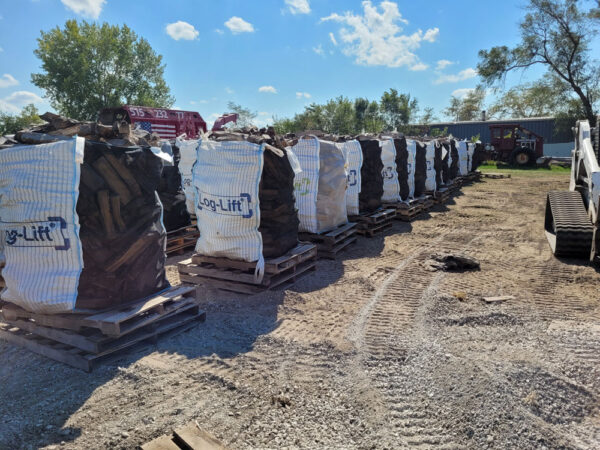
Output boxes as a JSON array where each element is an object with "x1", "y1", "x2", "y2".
[{"x1": 478, "y1": 162, "x2": 570, "y2": 177}]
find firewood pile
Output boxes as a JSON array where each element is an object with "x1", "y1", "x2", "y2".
[
  {"x1": 207, "y1": 127, "x2": 300, "y2": 258},
  {"x1": 0, "y1": 112, "x2": 162, "y2": 148},
  {"x1": 356, "y1": 136, "x2": 384, "y2": 214},
  {"x1": 449, "y1": 140, "x2": 460, "y2": 179},
  {"x1": 159, "y1": 142, "x2": 192, "y2": 232},
  {"x1": 391, "y1": 137, "x2": 410, "y2": 201},
  {"x1": 440, "y1": 140, "x2": 451, "y2": 185},
  {"x1": 413, "y1": 141, "x2": 427, "y2": 197},
  {"x1": 0, "y1": 112, "x2": 170, "y2": 311}
]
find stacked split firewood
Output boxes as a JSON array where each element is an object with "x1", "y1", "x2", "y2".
[
  {"x1": 356, "y1": 136, "x2": 384, "y2": 214},
  {"x1": 1, "y1": 112, "x2": 169, "y2": 310}
]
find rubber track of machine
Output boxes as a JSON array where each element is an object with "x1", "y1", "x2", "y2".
[{"x1": 545, "y1": 190, "x2": 593, "y2": 257}]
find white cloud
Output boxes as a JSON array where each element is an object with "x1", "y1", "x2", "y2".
[
  {"x1": 0, "y1": 47, "x2": 3, "y2": 52},
  {"x1": 215, "y1": 28, "x2": 224, "y2": 35},
  {"x1": 285, "y1": 0, "x2": 311, "y2": 14},
  {"x1": 165, "y1": 21, "x2": 199, "y2": 41},
  {"x1": 436, "y1": 59, "x2": 454, "y2": 70},
  {"x1": 0, "y1": 74, "x2": 18, "y2": 88},
  {"x1": 410, "y1": 62, "x2": 428, "y2": 71},
  {"x1": 225, "y1": 87, "x2": 235, "y2": 94},
  {"x1": 61, "y1": 0, "x2": 105, "y2": 19},
  {"x1": 296, "y1": 92, "x2": 311, "y2": 99},
  {"x1": 258, "y1": 86, "x2": 278, "y2": 94},
  {"x1": 452, "y1": 88, "x2": 476, "y2": 99},
  {"x1": 434, "y1": 67, "x2": 478, "y2": 84},
  {"x1": 313, "y1": 44, "x2": 324, "y2": 56},
  {"x1": 259, "y1": 111, "x2": 270, "y2": 116},
  {"x1": 225, "y1": 17, "x2": 255, "y2": 34},
  {"x1": 321, "y1": 1, "x2": 438, "y2": 69},
  {"x1": 0, "y1": 90, "x2": 44, "y2": 113},
  {"x1": 329, "y1": 32, "x2": 338, "y2": 46}
]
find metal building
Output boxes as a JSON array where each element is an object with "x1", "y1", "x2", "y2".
[{"x1": 427, "y1": 117, "x2": 573, "y2": 156}]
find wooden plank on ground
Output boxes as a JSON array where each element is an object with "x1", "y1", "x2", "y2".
[
  {"x1": 173, "y1": 423, "x2": 227, "y2": 450},
  {"x1": 141, "y1": 434, "x2": 182, "y2": 450}
]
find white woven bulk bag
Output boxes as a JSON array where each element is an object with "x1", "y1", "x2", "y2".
[
  {"x1": 292, "y1": 136, "x2": 347, "y2": 233},
  {"x1": 193, "y1": 138, "x2": 266, "y2": 278},
  {"x1": 291, "y1": 136, "x2": 320, "y2": 233},
  {"x1": 425, "y1": 141, "x2": 437, "y2": 192},
  {"x1": 407, "y1": 139, "x2": 416, "y2": 199},
  {"x1": 380, "y1": 138, "x2": 401, "y2": 203},
  {"x1": 339, "y1": 140, "x2": 362, "y2": 216},
  {"x1": 176, "y1": 137, "x2": 199, "y2": 215},
  {"x1": 0, "y1": 137, "x2": 85, "y2": 313},
  {"x1": 316, "y1": 140, "x2": 347, "y2": 232},
  {"x1": 457, "y1": 140, "x2": 469, "y2": 175},
  {"x1": 467, "y1": 143, "x2": 475, "y2": 172}
]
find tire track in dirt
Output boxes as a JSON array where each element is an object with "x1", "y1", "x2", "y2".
[{"x1": 344, "y1": 230, "x2": 487, "y2": 448}]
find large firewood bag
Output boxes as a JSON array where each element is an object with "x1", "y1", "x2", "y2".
[
  {"x1": 392, "y1": 137, "x2": 409, "y2": 201},
  {"x1": 380, "y1": 138, "x2": 401, "y2": 203},
  {"x1": 357, "y1": 137, "x2": 384, "y2": 213},
  {"x1": 441, "y1": 141, "x2": 451, "y2": 185},
  {"x1": 176, "y1": 137, "x2": 199, "y2": 216},
  {"x1": 338, "y1": 140, "x2": 363, "y2": 216},
  {"x1": 413, "y1": 141, "x2": 427, "y2": 197},
  {"x1": 457, "y1": 141, "x2": 469, "y2": 176},
  {"x1": 467, "y1": 143, "x2": 476, "y2": 172},
  {"x1": 434, "y1": 140, "x2": 444, "y2": 188},
  {"x1": 449, "y1": 139, "x2": 460, "y2": 179},
  {"x1": 425, "y1": 141, "x2": 437, "y2": 192},
  {"x1": 158, "y1": 141, "x2": 191, "y2": 231},
  {"x1": 0, "y1": 137, "x2": 169, "y2": 313},
  {"x1": 292, "y1": 136, "x2": 348, "y2": 233},
  {"x1": 192, "y1": 138, "x2": 299, "y2": 279},
  {"x1": 406, "y1": 140, "x2": 417, "y2": 199}
]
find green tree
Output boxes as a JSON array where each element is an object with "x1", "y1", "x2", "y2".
[
  {"x1": 379, "y1": 89, "x2": 418, "y2": 131},
  {"x1": 477, "y1": 0, "x2": 599, "y2": 125},
  {"x1": 489, "y1": 82, "x2": 561, "y2": 118},
  {"x1": 0, "y1": 104, "x2": 44, "y2": 135},
  {"x1": 419, "y1": 107, "x2": 438, "y2": 124},
  {"x1": 226, "y1": 102, "x2": 257, "y2": 128},
  {"x1": 32, "y1": 20, "x2": 173, "y2": 121},
  {"x1": 444, "y1": 88, "x2": 486, "y2": 121}
]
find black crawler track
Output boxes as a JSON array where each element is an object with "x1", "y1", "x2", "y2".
[{"x1": 545, "y1": 191, "x2": 593, "y2": 258}]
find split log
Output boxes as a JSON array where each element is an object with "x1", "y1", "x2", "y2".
[
  {"x1": 92, "y1": 156, "x2": 133, "y2": 205},
  {"x1": 103, "y1": 152, "x2": 142, "y2": 197},
  {"x1": 110, "y1": 195, "x2": 127, "y2": 232},
  {"x1": 97, "y1": 190, "x2": 116, "y2": 238}
]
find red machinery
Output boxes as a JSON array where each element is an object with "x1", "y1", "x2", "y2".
[
  {"x1": 487, "y1": 124, "x2": 544, "y2": 166},
  {"x1": 98, "y1": 105, "x2": 207, "y2": 139}
]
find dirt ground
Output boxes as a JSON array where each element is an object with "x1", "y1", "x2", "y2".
[{"x1": 2, "y1": 173, "x2": 600, "y2": 450}]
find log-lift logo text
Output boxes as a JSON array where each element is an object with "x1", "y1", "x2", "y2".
[
  {"x1": 382, "y1": 166, "x2": 395, "y2": 180},
  {"x1": 1, "y1": 217, "x2": 71, "y2": 251},
  {"x1": 347, "y1": 170, "x2": 358, "y2": 187},
  {"x1": 197, "y1": 191, "x2": 253, "y2": 218}
]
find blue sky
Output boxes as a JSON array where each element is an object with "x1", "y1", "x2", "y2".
[{"x1": 0, "y1": 0, "x2": 571, "y2": 125}]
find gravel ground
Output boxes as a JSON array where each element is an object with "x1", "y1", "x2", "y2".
[{"x1": 1, "y1": 173, "x2": 600, "y2": 449}]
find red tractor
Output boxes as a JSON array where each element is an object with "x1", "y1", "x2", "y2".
[{"x1": 486, "y1": 124, "x2": 544, "y2": 166}]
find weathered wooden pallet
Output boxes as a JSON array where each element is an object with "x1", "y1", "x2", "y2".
[
  {"x1": 0, "y1": 307, "x2": 204, "y2": 372},
  {"x1": 178, "y1": 243, "x2": 317, "y2": 294},
  {"x1": 1, "y1": 285, "x2": 198, "y2": 337},
  {"x1": 167, "y1": 225, "x2": 199, "y2": 256},
  {"x1": 483, "y1": 172, "x2": 511, "y2": 179},
  {"x1": 425, "y1": 188, "x2": 451, "y2": 204},
  {"x1": 142, "y1": 422, "x2": 226, "y2": 450},
  {"x1": 299, "y1": 222, "x2": 357, "y2": 259},
  {"x1": 350, "y1": 208, "x2": 396, "y2": 237},
  {"x1": 384, "y1": 201, "x2": 422, "y2": 221},
  {"x1": 416, "y1": 195, "x2": 435, "y2": 211}
]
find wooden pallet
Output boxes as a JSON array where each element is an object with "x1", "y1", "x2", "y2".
[
  {"x1": 178, "y1": 243, "x2": 317, "y2": 294},
  {"x1": 0, "y1": 286, "x2": 204, "y2": 371},
  {"x1": 349, "y1": 208, "x2": 396, "y2": 237},
  {"x1": 417, "y1": 195, "x2": 435, "y2": 211},
  {"x1": 299, "y1": 222, "x2": 357, "y2": 259},
  {"x1": 167, "y1": 225, "x2": 199, "y2": 256},
  {"x1": 425, "y1": 188, "x2": 451, "y2": 204},
  {"x1": 384, "y1": 201, "x2": 422, "y2": 221},
  {"x1": 483, "y1": 172, "x2": 511, "y2": 179},
  {"x1": 142, "y1": 422, "x2": 226, "y2": 450}
]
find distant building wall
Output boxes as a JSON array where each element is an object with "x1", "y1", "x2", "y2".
[{"x1": 425, "y1": 117, "x2": 573, "y2": 156}]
